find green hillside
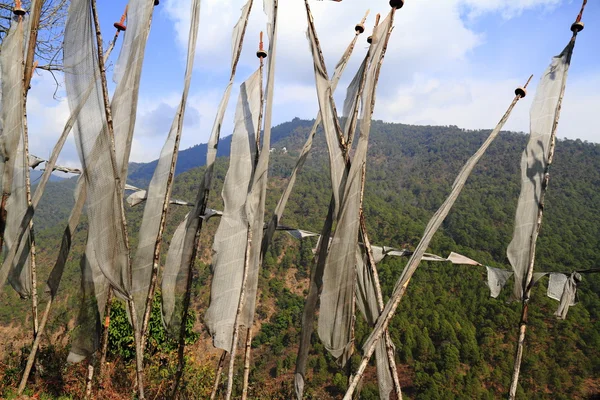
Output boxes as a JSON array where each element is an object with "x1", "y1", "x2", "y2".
[{"x1": 1, "y1": 119, "x2": 599, "y2": 399}]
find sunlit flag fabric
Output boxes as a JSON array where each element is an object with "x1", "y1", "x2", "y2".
[
  {"x1": 161, "y1": 0, "x2": 254, "y2": 334},
  {"x1": 318, "y1": 12, "x2": 393, "y2": 364},
  {"x1": 0, "y1": 15, "x2": 32, "y2": 297},
  {"x1": 63, "y1": 0, "x2": 120, "y2": 362},
  {"x1": 262, "y1": 20, "x2": 361, "y2": 255},
  {"x1": 239, "y1": 0, "x2": 279, "y2": 338},
  {"x1": 355, "y1": 247, "x2": 393, "y2": 400},
  {"x1": 111, "y1": 0, "x2": 154, "y2": 182},
  {"x1": 547, "y1": 272, "x2": 581, "y2": 319},
  {"x1": 130, "y1": 0, "x2": 201, "y2": 329},
  {"x1": 204, "y1": 69, "x2": 261, "y2": 351},
  {"x1": 506, "y1": 41, "x2": 575, "y2": 300}
]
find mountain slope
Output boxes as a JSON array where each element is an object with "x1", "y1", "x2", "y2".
[
  {"x1": 126, "y1": 117, "x2": 314, "y2": 186},
  {"x1": 1, "y1": 119, "x2": 599, "y2": 399}
]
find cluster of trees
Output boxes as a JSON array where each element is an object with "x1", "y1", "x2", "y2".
[{"x1": 1, "y1": 119, "x2": 599, "y2": 398}]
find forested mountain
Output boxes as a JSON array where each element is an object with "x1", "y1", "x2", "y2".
[{"x1": 1, "y1": 119, "x2": 599, "y2": 399}]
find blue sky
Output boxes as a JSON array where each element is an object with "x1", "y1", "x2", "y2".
[{"x1": 26, "y1": 0, "x2": 599, "y2": 168}]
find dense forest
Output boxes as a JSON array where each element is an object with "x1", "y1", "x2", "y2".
[{"x1": 1, "y1": 118, "x2": 599, "y2": 399}]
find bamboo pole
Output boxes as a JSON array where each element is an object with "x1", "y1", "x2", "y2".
[
  {"x1": 358, "y1": 163, "x2": 403, "y2": 400},
  {"x1": 16, "y1": 26, "x2": 121, "y2": 394},
  {"x1": 294, "y1": 6, "x2": 371, "y2": 398},
  {"x1": 83, "y1": 10, "x2": 125, "y2": 391},
  {"x1": 85, "y1": 365, "x2": 94, "y2": 399},
  {"x1": 17, "y1": 297, "x2": 50, "y2": 394},
  {"x1": 140, "y1": 0, "x2": 201, "y2": 352},
  {"x1": 22, "y1": 84, "x2": 39, "y2": 341},
  {"x1": 225, "y1": 228, "x2": 253, "y2": 400},
  {"x1": 237, "y1": 39, "x2": 266, "y2": 400},
  {"x1": 508, "y1": 11, "x2": 584, "y2": 396},
  {"x1": 225, "y1": 34, "x2": 267, "y2": 398},
  {"x1": 90, "y1": 1, "x2": 142, "y2": 398},
  {"x1": 241, "y1": 326, "x2": 253, "y2": 400},
  {"x1": 98, "y1": 288, "x2": 114, "y2": 382},
  {"x1": 21, "y1": 0, "x2": 44, "y2": 380},
  {"x1": 24, "y1": 0, "x2": 43, "y2": 88},
  {"x1": 343, "y1": 74, "x2": 530, "y2": 400},
  {"x1": 210, "y1": 351, "x2": 227, "y2": 400},
  {"x1": 170, "y1": 2, "x2": 254, "y2": 395}
]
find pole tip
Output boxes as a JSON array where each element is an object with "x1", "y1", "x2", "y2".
[
  {"x1": 390, "y1": 0, "x2": 404, "y2": 9},
  {"x1": 114, "y1": 22, "x2": 126, "y2": 31},
  {"x1": 571, "y1": 21, "x2": 584, "y2": 33},
  {"x1": 13, "y1": 6, "x2": 26, "y2": 16}
]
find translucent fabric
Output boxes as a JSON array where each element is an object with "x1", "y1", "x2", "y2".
[
  {"x1": 63, "y1": 0, "x2": 124, "y2": 362},
  {"x1": 5, "y1": 129, "x2": 31, "y2": 297},
  {"x1": 111, "y1": 0, "x2": 154, "y2": 182},
  {"x1": 28, "y1": 155, "x2": 44, "y2": 169},
  {"x1": 126, "y1": 189, "x2": 194, "y2": 207},
  {"x1": 355, "y1": 248, "x2": 393, "y2": 400},
  {"x1": 51, "y1": 178, "x2": 87, "y2": 362},
  {"x1": 238, "y1": 0, "x2": 279, "y2": 335},
  {"x1": 262, "y1": 28, "x2": 360, "y2": 254},
  {"x1": 0, "y1": 15, "x2": 25, "y2": 198},
  {"x1": 161, "y1": 0, "x2": 253, "y2": 335},
  {"x1": 64, "y1": 0, "x2": 128, "y2": 303},
  {"x1": 318, "y1": 13, "x2": 393, "y2": 364},
  {"x1": 305, "y1": 13, "x2": 345, "y2": 219},
  {"x1": 130, "y1": 0, "x2": 201, "y2": 328},
  {"x1": 486, "y1": 267, "x2": 513, "y2": 298},
  {"x1": 47, "y1": 177, "x2": 87, "y2": 297},
  {"x1": 547, "y1": 272, "x2": 580, "y2": 319},
  {"x1": 506, "y1": 42, "x2": 575, "y2": 300},
  {"x1": 361, "y1": 9, "x2": 521, "y2": 361},
  {"x1": 204, "y1": 69, "x2": 261, "y2": 351},
  {"x1": 447, "y1": 252, "x2": 481, "y2": 266},
  {"x1": 0, "y1": 16, "x2": 30, "y2": 296}
]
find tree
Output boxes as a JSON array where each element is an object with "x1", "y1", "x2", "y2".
[{"x1": 0, "y1": 0, "x2": 68, "y2": 70}]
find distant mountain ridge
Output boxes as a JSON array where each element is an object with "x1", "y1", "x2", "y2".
[
  {"x1": 5, "y1": 117, "x2": 598, "y2": 399},
  {"x1": 126, "y1": 118, "x2": 315, "y2": 186}
]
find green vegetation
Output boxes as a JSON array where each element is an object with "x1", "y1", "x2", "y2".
[{"x1": 1, "y1": 119, "x2": 599, "y2": 398}]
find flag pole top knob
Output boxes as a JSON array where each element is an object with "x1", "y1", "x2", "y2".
[
  {"x1": 390, "y1": 0, "x2": 404, "y2": 9},
  {"x1": 114, "y1": 22, "x2": 126, "y2": 31},
  {"x1": 256, "y1": 31, "x2": 268, "y2": 59},
  {"x1": 114, "y1": 7, "x2": 127, "y2": 31},
  {"x1": 515, "y1": 87, "x2": 527, "y2": 98},
  {"x1": 571, "y1": 21, "x2": 584, "y2": 33},
  {"x1": 367, "y1": 13, "x2": 380, "y2": 43},
  {"x1": 13, "y1": 0, "x2": 25, "y2": 16}
]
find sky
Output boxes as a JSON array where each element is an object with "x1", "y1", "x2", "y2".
[{"x1": 25, "y1": 0, "x2": 600, "y2": 169}]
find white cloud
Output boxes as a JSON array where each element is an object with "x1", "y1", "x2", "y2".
[
  {"x1": 23, "y1": 0, "x2": 598, "y2": 168},
  {"x1": 160, "y1": 0, "x2": 588, "y2": 148},
  {"x1": 460, "y1": 0, "x2": 562, "y2": 18},
  {"x1": 25, "y1": 74, "x2": 78, "y2": 167}
]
